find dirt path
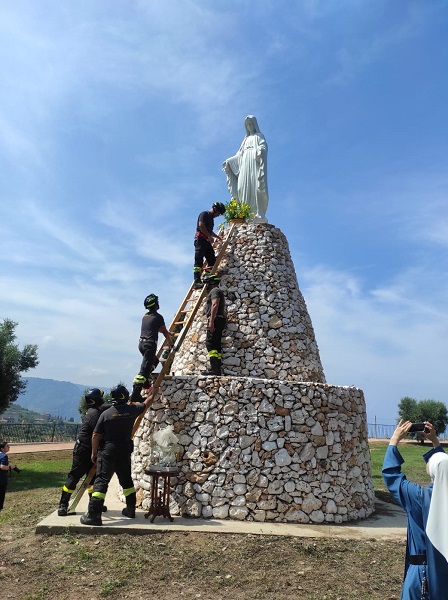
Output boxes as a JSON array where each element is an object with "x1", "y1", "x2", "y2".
[{"x1": 8, "y1": 442, "x2": 74, "y2": 453}]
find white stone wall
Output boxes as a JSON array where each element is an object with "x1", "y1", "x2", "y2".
[
  {"x1": 131, "y1": 223, "x2": 374, "y2": 523},
  {"x1": 132, "y1": 376, "x2": 375, "y2": 523},
  {"x1": 171, "y1": 223, "x2": 326, "y2": 382}
]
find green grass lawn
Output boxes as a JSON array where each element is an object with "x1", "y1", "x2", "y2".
[
  {"x1": 7, "y1": 450, "x2": 72, "y2": 492},
  {"x1": 369, "y1": 439, "x2": 447, "y2": 493}
]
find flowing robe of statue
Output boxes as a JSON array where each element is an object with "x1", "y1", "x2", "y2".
[{"x1": 223, "y1": 115, "x2": 269, "y2": 222}]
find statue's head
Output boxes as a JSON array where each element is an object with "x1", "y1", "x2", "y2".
[{"x1": 244, "y1": 115, "x2": 260, "y2": 135}]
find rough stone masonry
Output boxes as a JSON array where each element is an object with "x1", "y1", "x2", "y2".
[{"x1": 132, "y1": 223, "x2": 375, "y2": 523}]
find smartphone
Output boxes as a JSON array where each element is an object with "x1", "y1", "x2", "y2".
[{"x1": 408, "y1": 423, "x2": 426, "y2": 433}]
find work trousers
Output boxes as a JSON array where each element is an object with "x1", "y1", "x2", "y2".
[
  {"x1": 137, "y1": 339, "x2": 157, "y2": 381},
  {"x1": 206, "y1": 317, "x2": 226, "y2": 358},
  {"x1": 194, "y1": 237, "x2": 216, "y2": 282},
  {"x1": 92, "y1": 442, "x2": 135, "y2": 498},
  {"x1": 64, "y1": 442, "x2": 95, "y2": 492}
]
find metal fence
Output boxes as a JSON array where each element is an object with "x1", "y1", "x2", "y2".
[
  {"x1": 0, "y1": 422, "x2": 80, "y2": 443},
  {"x1": 368, "y1": 423, "x2": 448, "y2": 440},
  {"x1": 367, "y1": 423, "x2": 395, "y2": 439},
  {"x1": 0, "y1": 422, "x2": 445, "y2": 444}
]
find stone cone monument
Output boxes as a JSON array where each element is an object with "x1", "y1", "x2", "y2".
[{"x1": 132, "y1": 222, "x2": 375, "y2": 523}]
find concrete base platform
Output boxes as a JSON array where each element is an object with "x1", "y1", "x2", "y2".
[{"x1": 36, "y1": 475, "x2": 407, "y2": 541}]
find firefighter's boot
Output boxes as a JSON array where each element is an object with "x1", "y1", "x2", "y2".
[
  {"x1": 80, "y1": 497, "x2": 103, "y2": 526},
  {"x1": 130, "y1": 383, "x2": 143, "y2": 402},
  {"x1": 193, "y1": 267, "x2": 203, "y2": 289},
  {"x1": 121, "y1": 492, "x2": 136, "y2": 519},
  {"x1": 214, "y1": 357, "x2": 222, "y2": 376},
  {"x1": 57, "y1": 490, "x2": 72, "y2": 516},
  {"x1": 201, "y1": 357, "x2": 221, "y2": 376},
  {"x1": 88, "y1": 490, "x2": 107, "y2": 513},
  {"x1": 130, "y1": 373, "x2": 147, "y2": 402}
]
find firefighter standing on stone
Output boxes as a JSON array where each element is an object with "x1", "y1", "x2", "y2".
[
  {"x1": 193, "y1": 202, "x2": 226, "y2": 289},
  {"x1": 202, "y1": 274, "x2": 226, "y2": 376},
  {"x1": 130, "y1": 293, "x2": 174, "y2": 403},
  {"x1": 57, "y1": 388, "x2": 108, "y2": 516},
  {"x1": 80, "y1": 385, "x2": 151, "y2": 526}
]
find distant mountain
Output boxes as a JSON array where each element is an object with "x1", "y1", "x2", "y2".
[
  {"x1": 1, "y1": 403, "x2": 64, "y2": 423},
  {"x1": 17, "y1": 377, "x2": 91, "y2": 421}
]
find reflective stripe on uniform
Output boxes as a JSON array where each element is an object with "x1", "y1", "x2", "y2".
[
  {"x1": 62, "y1": 485, "x2": 75, "y2": 494},
  {"x1": 123, "y1": 486, "x2": 136, "y2": 497},
  {"x1": 208, "y1": 350, "x2": 222, "y2": 359},
  {"x1": 92, "y1": 491, "x2": 106, "y2": 499}
]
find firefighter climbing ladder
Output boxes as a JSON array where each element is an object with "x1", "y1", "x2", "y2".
[
  {"x1": 155, "y1": 221, "x2": 237, "y2": 373},
  {"x1": 68, "y1": 223, "x2": 237, "y2": 514}
]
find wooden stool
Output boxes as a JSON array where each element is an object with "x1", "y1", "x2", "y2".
[{"x1": 144, "y1": 466, "x2": 179, "y2": 523}]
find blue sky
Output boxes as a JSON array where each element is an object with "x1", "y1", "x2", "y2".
[{"x1": 1, "y1": 1, "x2": 447, "y2": 425}]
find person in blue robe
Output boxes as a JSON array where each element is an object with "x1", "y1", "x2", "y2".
[{"x1": 382, "y1": 420, "x2": 448, "y2": 599}]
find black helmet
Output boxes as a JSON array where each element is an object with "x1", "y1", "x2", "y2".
[
  {"x1": 202, "y1": 273, "x2": 220, "y2": 286},
  {"x1": 144, "y1": 294, "x2": 159, "y2": 311},
  {"x1": 212, "y1": 202, "x2": 226, "y2": 215},
  {"x1": 110, "y1": 385, "x2": 130, "y2": 405},
  {"x1": 85, "y1": 388, "x2": 104, "y2": 407}
]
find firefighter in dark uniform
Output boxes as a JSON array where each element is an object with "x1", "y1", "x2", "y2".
[
  {"x1": 130, "y1": 293, "x2": 174, "y2": 403},
  {"x1": 80, "y1": 385, "x2": 151, "y2": 526},
  {"x1": 57, "y1": 388, "x2": 108, "y2": 516},
  {"x1": 202, "y1": 274, "x2": 226, "y2": 376},
  {"x1": 193, "y1": 202, "x2": 226, "y2": 289}
]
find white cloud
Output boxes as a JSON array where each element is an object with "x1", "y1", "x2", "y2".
[
  {"x1": 0, "y1": 2, "x2": 261, "y2": 154},
  {"x1": 1, "y1": 1, "x2": 446, "y2": 427},
  {"x1": 0, "y1": 117, "x2": 44, "y2": 169},
  {"x1": 302, "y1": 263, "x2": 448, "y2": 422},
  {"x1": 324, "y1": 1, "x2": 432, "y2": 85}
]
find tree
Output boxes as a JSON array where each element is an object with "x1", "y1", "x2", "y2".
[
  {"x1": 398, "y1": 397, "x2": 419, "y2": 423},
  {"x1": 0, "y1": 319, "x2": 39, "y2": 413},
  {"x1": 398, "y1": 396, "x2": 448, "y2": 437},
  {"x1": 416, "y1": 399, "x2": 448, "y2": 436},
  {"x1": 78, "y1": 384, "x2": 114, "y2": 417},
  {"x1": 78, "y1": 387, "x2": 90, "y2": 417}
]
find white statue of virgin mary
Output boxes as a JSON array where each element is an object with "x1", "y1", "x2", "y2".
[{"x1": 222, "y1": 115, "x2": 269, "y2": 222}]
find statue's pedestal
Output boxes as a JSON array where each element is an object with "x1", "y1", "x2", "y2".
[
  {"x1": 133, "y1": 376, "x2": 375, "y2": 524},
  {"x1": 249, "y1": 216, "x2": 268, "y2": 224},
  {"x1": 132, "y1": 223, "x2": 374, "y2": 524}
]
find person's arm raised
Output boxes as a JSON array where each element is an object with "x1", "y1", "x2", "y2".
[
  {"x1": 390, "y1": 419, "x2": 413, "y2": 446},
  {"x1": 424, "y1": 422, "x2": 441, "y2": 449}
]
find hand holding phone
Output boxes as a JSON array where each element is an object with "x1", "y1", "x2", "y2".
[{"x1": 408, "y1": 423, "x2": 429, "y2": 433}]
